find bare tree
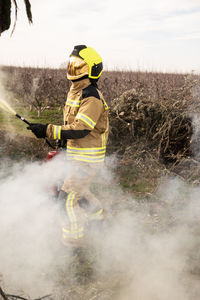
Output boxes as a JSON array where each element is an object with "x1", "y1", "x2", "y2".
[{"x1": 0, "y1": 0, "x2": 32, "y2": 35}]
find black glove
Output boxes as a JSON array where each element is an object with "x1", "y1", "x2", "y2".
[{"x1": 27, "y1": 123, "x2": 48, "y2": 138}]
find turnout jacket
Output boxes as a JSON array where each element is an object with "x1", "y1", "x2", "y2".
[{"x1": 46, "y1": 78, "x2": 109, "y2": 163}]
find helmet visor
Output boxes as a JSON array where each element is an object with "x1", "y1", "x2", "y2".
[{"x1": 67, "y1": 56, "x2": 88, "y2": 77}]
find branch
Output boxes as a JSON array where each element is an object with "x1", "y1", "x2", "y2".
[
  {"x1": 0, "y1": 286, "x2": 9, "y2": 300},
  {"x1": 0, "y1": 286, "x2": 52, "y2": 300},
  {"x1": 6, "y1": 295, "x2": 28, "y2": 300}
]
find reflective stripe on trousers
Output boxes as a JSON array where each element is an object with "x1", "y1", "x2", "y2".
[
  {"x1": 62, "y1": 193, "x2": 104, "y2": 242},
  {"x1": 62, "y1": 192, "x2": 84, "y2": 241},
  {"x1": 61, "y1": 162, "x2": 104, "y2": 245}
]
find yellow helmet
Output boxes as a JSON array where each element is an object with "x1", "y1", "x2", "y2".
[{"x1": 67, "y1": 45, "x2": 103, "y2": 80}]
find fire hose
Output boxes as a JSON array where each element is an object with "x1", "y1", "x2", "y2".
[{"x1": 0, "y1": 99, "x2": 55, "y2": 149}]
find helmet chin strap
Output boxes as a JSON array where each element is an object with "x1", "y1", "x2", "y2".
[
  {"x1": 71, "y1": 75, "x2": 89, "y2": 82},
  {"x1": 89, "y1": 78, "x2": 99, "y2": 87},
  {"x1": 71, "y1": 76, "x2": 98, "y2": 88}
]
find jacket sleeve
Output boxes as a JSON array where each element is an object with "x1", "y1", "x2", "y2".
[{"x1": 46, "y1": 97, "x2": 103, "y2": 140}]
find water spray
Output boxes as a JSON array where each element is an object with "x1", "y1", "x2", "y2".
[
  {"x1": 0, "y1": 98, "x2": 31, "y2": 124},
  {"x1": 0, "y1": 98, "x2": 18, "y2": 116},
  {"x1": 0, "y1": 99, "x2": 55, "y2": 149}
]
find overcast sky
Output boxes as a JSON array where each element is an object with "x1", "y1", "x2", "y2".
[{"x1": 0, "y1": 0, "x2": 200, "y2": 72}]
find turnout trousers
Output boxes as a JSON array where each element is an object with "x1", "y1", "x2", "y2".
[{"x1": 59, "y1": 161, "x2": 104, "y2": 248}]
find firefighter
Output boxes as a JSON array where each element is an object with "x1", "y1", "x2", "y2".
[{"x1": 27, "y1": 45, "x2": 109, "y2": 248}]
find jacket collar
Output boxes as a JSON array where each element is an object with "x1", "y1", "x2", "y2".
[{"x1": 70, "y1": 78, "x2": 91, "y2": 92}]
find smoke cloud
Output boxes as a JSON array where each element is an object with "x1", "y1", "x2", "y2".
[
  {"x1": 94, "y1": 176, "x2": 200, "y2": 300},
  {"x1": 0, "y1": 152, "x2": 200, "y2": 299},
  {"x1": 0, "y1": 153, "x2": 71, "y2": 297},
  {"x1": 0, "y1": 93, "x2": 200, "y2": 299}
]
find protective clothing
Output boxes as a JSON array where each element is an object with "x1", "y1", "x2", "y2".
[
  {"x1": 46, "y1": 75, "x2": 109, "y2": 246},
  {"x1": 32, "y1": 45, "x2": 108, "y2": 247},
  {"x1": 67, "y1": 45, "x2": 103, "y2": 80},
  {"x1": 27, "y1": 123, "x2": 48, "y2": 138},
  {"x1": 46, "y1": 77, "x2": 109, "y2": 164},
  {"x1": 58, "y1": 163, "x2": 104, "y2": 247},
  {"x1": 47, "y1": 72, "x2": 109, "y2": 247}
]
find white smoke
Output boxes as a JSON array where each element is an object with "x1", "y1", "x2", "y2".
[
  {"x1": 91, "y1": 176, "x2": 200, "y2": 300},
  {"x1": 1, "y1": 152, "x2": 200, "y2": 299},
  {"x1": 1, "y1": 68, "x2": 200, "y2": 298},
  {"x1": 0, "y1": 153, "x2": 72, "y2": 297}
]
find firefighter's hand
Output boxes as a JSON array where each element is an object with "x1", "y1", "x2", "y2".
[{"x1": 27, "y1": 123, "x2": 48, "y2": 138}]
